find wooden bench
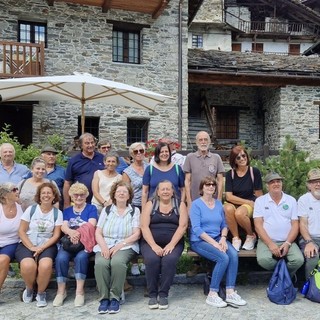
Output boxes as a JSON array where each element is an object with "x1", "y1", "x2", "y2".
[{"x1": 187, "y1": 248, "x2": 257, "y2": 258}]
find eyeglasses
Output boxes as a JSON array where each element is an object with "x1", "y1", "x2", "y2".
[
  {"x1": 73, "y1": 194, "x2": 87, "y2": 199},
  {"x1": 133, "y1": 149, "x2": 145, "y2": 155},
  {"x1": 204, "y1": 183, "x2": 216, "y2": 187},
  {"x1": 236, "y1": 153, "x2": 247, "y2": 161},
  {"x1": 11, "y1": 187, "x2": 19, "y2": 192},
  {"x1": 100, "y1": 145, "x2": 111, "y2": 150},
  {"x1": 115, "y1": 190, "x2": 129, "y2": 194}
]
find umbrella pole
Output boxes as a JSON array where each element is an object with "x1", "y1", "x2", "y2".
[{"x1": 81, "y1": 101, "x2": 85, "y2": 134}]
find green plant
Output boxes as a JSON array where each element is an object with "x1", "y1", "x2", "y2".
[
  {"x1": 251, "y1": 136, "x2": 320, "y2": 199},
  {"x1": 0, "y1": 124, "x2": 67, "y2": 167}
]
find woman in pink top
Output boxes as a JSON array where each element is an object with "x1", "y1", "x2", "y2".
[{"x1": 0, "y1": 182, "x2": 23, "y2": 291}]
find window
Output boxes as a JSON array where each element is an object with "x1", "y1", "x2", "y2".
[
  {"x1": 232, "y1": 43, "x2": 242, "y2": 52},
  {"x1": 289, "y1": 44, "x2": 300, "y2": 56},
  {"x1": 252, "y1": 43, "x2": 264, "y2": 53},
  {"x1": 215, "y1": 107, "x2": 239, "y2": 139},
  {"x1": 18, "y1": 20, "x2": 47, "y2": 47},
  {"x1": 77, "y1": 116, "x2": 100, "y2": 140},
  {"x1": 113, "y1": 29, "x2": 140, "y2": 64},
  {"x1": 192, "y1": 34, "x2": 203, "y2": 48},
  {"x1": 127, "y1": 119, "x2": 149, "y2": 145}
]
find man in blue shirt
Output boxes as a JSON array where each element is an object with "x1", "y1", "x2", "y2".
[
  {"x1": 63, "y1": 133, "x2": 104, "y2": 208},
  {"x1": 0, "y1": 143, "x2": 29, "y2": 184}
]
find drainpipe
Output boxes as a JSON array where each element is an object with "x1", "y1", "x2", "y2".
[{"x1": 178, "y1": 0, "x2": 183, "y2": 146}]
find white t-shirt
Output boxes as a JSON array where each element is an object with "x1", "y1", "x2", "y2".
[
  {"x1": 21, "y1": 204, "x2": 63, "y2": 246},
  {"x1": 298, "y1": 192, "x2": 320, "y2": 238},
  {"x1": 253, "y1": 192, "x2": 298, "y2": 242},
  {"x1": 0, "y1": 203, "x2": 23, "y2": 247}
]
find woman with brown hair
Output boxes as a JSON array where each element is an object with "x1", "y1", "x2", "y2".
[
  {"x1": 16, "y1": 182, "x2": 62, "y2": 307},
  {"x1": 224, "y1": 145, "x2": 263, "y2": 251}
]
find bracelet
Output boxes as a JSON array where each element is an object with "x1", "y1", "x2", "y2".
[
  {"x1": 305, "y1": 239, "x2": 314, "y2": 244},
  {"x1": 122, "y1": 242, "x2": 127, "y2": 246},
  {"x1": 102, "y1": 200, "x2": 107, "y2": 205},
  {"x1": 285, "y1": 241, "x2": 292, "y2": 247}
]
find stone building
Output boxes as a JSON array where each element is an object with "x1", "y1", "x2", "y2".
[
  {"x1": 188, "y1": 0, "x2": 320, "y2": 158},
  {"x1": 0, "y1": 0, "x2": 200, "y2": 150}
]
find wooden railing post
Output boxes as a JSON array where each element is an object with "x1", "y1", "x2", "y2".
[{"x1": 263, "y1": 144, "x2": 269, "y2": 162}]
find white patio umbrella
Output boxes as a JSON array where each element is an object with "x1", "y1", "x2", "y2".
[{"x1": 0, "y1": 73, "x2": 169, "y2": 133}]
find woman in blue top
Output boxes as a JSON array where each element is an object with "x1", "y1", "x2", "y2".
[
  {"x1": 141, "y1": 142, "x2": 185, "y2": 208},
  {"x1": 190, "y1": 176, "x2": 246, "y2": 308},
  {"x1": 53, "y1": 182, "x2": 98, "y2": 308}
]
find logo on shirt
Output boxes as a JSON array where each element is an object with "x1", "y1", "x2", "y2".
[{"x1": 283, "y1": 204, "x2": 289, "y2": 210}]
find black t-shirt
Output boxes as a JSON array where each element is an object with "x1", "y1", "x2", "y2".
[{"x1": 225, "y1": 167, "x2": 262, "y2": 201}]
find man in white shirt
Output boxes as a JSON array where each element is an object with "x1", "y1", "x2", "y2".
[
  {"x1": 298, "y1": 168, "x2": 320, "y2": 279},
  {"x1": 253, "y1": 172, "x2": 304, "y2": 277}
]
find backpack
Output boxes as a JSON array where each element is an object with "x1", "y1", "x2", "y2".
[
  {"x1": 30, "y1": 204, "x2": 59, "y2": 222},
  {"x1": 149, "y1": 163, "x2": 180, "y2": 176},
  {"x1": 151, "y1": 197, "x2": 180, "y2": 216},
  {"x1": 101, "y1": 204, "x2": 136, "y2": 228},
  {"x1": 267, "y1": 258, "x2": 296, "y2": 305},
  {"x1": 231, "y1": 166, "x2": 254, "y2": 184},
  {"x1": 305, "y1": 260, "x2": 320, "y2": 303}
]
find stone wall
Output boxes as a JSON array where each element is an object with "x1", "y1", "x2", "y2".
[
  {"x1": 189, "y1": 84, "x2": 264, "y2": 149},
  {"x1": 1, "y1": 0, "x2": 189, "y2": 150}
]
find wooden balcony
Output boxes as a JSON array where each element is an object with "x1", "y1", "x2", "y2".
[
  {"x1": 237, "y1": 20, "x2": 320, "y2": 38},
  {"x1": 0, "y1": 41, "x2": 44, "y2": 78}
]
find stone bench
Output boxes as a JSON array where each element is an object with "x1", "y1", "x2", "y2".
[{"x1": 187, "y1": 248, "x2": 257, "y2": 258}]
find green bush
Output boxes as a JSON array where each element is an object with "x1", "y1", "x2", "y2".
[
  {"x1": 251, "y1": 136, "x2": 320, "y2": 199},
  {"x1": 0, "y1": 124, "x2": 67, "y2": 167}
]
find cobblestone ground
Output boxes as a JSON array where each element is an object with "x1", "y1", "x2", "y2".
[{"x1": 0, "y1": 280, "x2": 317, "y2": 320}]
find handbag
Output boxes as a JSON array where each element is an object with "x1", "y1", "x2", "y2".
[{"x1": 60, "y1": 229, "x2": 84, "y2": 253}]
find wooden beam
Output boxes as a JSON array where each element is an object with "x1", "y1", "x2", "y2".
[
  {"x1": 314, "y1": 101, "x2": 320, "y2": 105},
  {"x1": 46, "y1": 0, "x2": 54, "y2": 5},
  {"x1": 189, "y1": 71, "x2": 320, "y2": 87},
  {"x1": 152, "y1": 0, "x2": 168, "y2": 19},
  {"x1": 102, "y1": 0, "x2": 112, "y2": 13}
]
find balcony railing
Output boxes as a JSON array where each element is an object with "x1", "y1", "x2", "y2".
[
  {"x1": 239, "y1": 20, "x2": 320, "y2": 37},
  {"x1": 0, "y1": 41, "x2": 44, "y2": 78}
]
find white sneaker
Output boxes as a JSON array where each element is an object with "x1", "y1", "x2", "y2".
[
  {"x1": 22, "y1": 288, "x2": 33, "y2": 303},
  {"x1": 226, "y1": 292, "x2": 247, "y2": 306},
  {"x1": 242, "y1": 234, "x2": 256, "y2": 251},
  {"x1": 131, "y1": 263, "x2": 140, "y2": 276},
  {"x1": 36, "y1": 292, "x2": 48, "y2": 307},
  {"x1": 232, "y1": 237, "x2": 242, "y2": 251},
  {"x1": 206, "y1": 294, "x2": 227, "y2": 308}
]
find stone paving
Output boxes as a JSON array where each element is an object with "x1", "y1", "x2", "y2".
[{"x1": 0, "y1": 277, "x2": 317, "y2": 320}]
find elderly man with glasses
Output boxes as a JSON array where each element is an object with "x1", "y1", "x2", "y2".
[{"x1": 298, "y1": 169, "x2": 320, "y2": 279}]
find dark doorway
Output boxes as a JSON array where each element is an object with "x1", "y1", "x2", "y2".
[{"x1": 0, "y1": 103, "x2": 33, "y2": 146}]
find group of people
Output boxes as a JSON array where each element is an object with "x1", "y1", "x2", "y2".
[{"x1": 1, "y1": 130, "x2": 320, "y2": 313}]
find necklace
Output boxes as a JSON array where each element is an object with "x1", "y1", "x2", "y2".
[{"x1": 4, "y1": 204, "x2": 16, "y2": 213}]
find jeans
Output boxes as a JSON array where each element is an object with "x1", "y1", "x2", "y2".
[
  {"x1": 55, "y1": 247, "x2": 90, "y2": 282},
  {"x1": 190, "y1": 239, "x2": 238, "y2": 292}
]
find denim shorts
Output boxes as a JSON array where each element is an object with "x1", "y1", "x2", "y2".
[{"x1": 0, "y1": 242, "x2": 19, "y2": 260}]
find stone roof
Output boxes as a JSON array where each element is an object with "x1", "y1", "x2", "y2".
[{"x1": 188, "y1": 49, "x2": 320, "y2": 77}]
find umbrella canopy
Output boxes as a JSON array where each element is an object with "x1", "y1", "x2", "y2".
[{"x1": 0, "y1": 73, "x2": 169, "y2": 133}]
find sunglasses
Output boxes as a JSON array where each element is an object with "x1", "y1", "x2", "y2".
[
  {"x1": 73, "y1": 194, "x2": 87, "y2": 199},
  {"x1": 236, "y1": 154, "x2": 247, "y2": 161},
  {"x1": 204, "y1": 183, "x2": 216, "y2": 187},
  {"x1": 133, "y1": 149, "x2": 145, "y2": 155},
  {"x1": 11, "y1": 187, "x2": 19, "y2": 192}
]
